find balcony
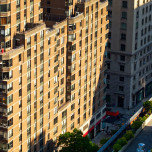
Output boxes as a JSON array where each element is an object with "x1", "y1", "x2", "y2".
[
  {"x1": 0, "y1": 110, "x2": 7, "y2": 117},
  {"x1": 68, "y1": 24, "x2": 76, "y2": 31},
  {"x1": 0, "y1": 133, "x2": 7, "y2": 142},
  {"x1": 1, "y1": 72, "x2": 9, "y2": 80},
  {"x1": 0, "y1": 88, "x2": 7, "y2": 95},
  {"x1": 0, "y1": 11, "x2": 10, "y2": 17},
  {"x1": 0, "y1": 142, "x2": 7, "y2": 152},
  {"x1": 0, "y1": 119, "x2": 7, "y2": 128},
  {"x1": 0, "y1": 97, "x2": 7, "y2": 107}
]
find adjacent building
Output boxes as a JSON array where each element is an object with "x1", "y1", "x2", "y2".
[
  {"x1": 0, "y1": 0, "x2": 108, "y2": 151},
  {"x1": 106, "y1": 0, "x2": 152, "y2": 108}
]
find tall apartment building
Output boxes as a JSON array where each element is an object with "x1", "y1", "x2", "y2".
[
  {"x1": 106, "y1": 0, "x2": 152, "y2": 108},
  {"x1": 0, "y1": 0, "x2": 108, "y2": 151}
]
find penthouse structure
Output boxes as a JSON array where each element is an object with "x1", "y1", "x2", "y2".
[
  {"x1": 106, "y1": 0, "x2": 152, "y2": 108},
  {"x1": 0, "y1": 0, "x2": 108, "y2": 151}
]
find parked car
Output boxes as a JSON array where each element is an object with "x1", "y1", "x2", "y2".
[{"x1": 136, "y1": 143, "x2": 146, "y2": 152}]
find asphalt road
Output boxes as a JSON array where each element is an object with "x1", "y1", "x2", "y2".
[{"x1": 125, "y1": 119, "x2": 152, "y2": 152}]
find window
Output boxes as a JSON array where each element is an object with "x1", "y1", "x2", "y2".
[
  {"x1": 48, "y1": 92, "x2": 50, "y2": 99},
  {"x1": 71, "y1": 113, "x2": 74, "y2": 120},
  {"x1": 71, "y1": 103, "x2": 75, "y2": 111},
  {"x1": 61, "y1": 57, "x2": 64, "y2": 65},
  {"x1": 119, "y1": 86, "x2": 124, "y2": 91},
  {"x1": 19, "y1": 89, "x2": 22, "y2": 96},
  {"x1": 8, "y1": 141, "x2": 13, "y2": 149},
  {"x1": 60, "y1": 98, "x2": 63, "y2": 104},
  {"x1": 121, "y1": 23, "x2": 127, "y2": 30},
  {"x1": 61, "y1": 27, "x2": 64, "y2": 33},
  {"x1": 120, "y1": 55, "x2": 125, "y2": 61},
  {"x1": 48, "y1": 60, "x2": 50, "y2": 67},
  {"x1": 61, "y1": 67, "x2": 64, "y2": 75},
  {"x1": 122, "y1": 12, "x2": 127, "y2": 19},
  {"x1": 27, "y1": 49, "x2": 31, "y2": 57},
  {"x1": 83, "y1": 113, "x2": 86, "y2": 121},
  {"x1": 54, "y1": 117, "x2": 58, "y2": 125},
  {"x1": 16, "y1": 12, "x2": 20, "y2": 20},
  {"x1": 60, "y1": 88, "x2": 64, "y2": 95},
  {"x1": 5, "y1": 40, "x2": 11, "y2": 48},
  {"x1": 0, "y1": 4, "x2": 10, "y2": 12},
  {"x1": 54, "y1": 76, "x2": 58, "y2": 84},
  {"x1": 61, "y1": 78, "x2": 64, "y2": 85},
  {"x1": 8, "y1": 129, "x2": 13, "y2": 138},
  {"x1": 108, "y1": 10, "x2": 112, "y2": 17},
  {"x1": 77, "y1": 118, "x2": 80, "y2": 124},
  {"x1": 120, "y1": 65, "x2": 125, "y2": 71},
  {"x1": 108, "y1": 0, "x2": 112, "y2": 6},
  {"x1": 19, "y1": 54, "x2": 21, "y2": 62},
  {"x1": 107, "y1": 63, "x2": 110, "y2": 69},
  {"x1": 71, "y1": 122, "x2": 74, "y2": 130},
  {"x1": 119, "y1": 76, "x2": 124, "y2": 82},
  {"x1": 61, "y1": 37, "x2": 64, "y2": 44},
  {"x1": 122, "y1": 1, "x2": 127, "y2": 8},
  {"x1": 61, "y1": 47, "x2": 64, "y2": 54},
  {"x1": 121, "y1": 33, "x2": 126, "y2": 40},
  {"x1": 53, "y1": 127, "x2": 58, "y2": 135},
  {"x1": 16, "y1": 24, "x2": 20, "y2": 32},
  {"x1": 19, "y1": 77, "x2": 21, "y2": 85},
  {"x1": 8, "y1": 118, "x2": 13, "y2": 126},
  {"x1": 40, "y1": 30, "x2": 43, "y2": 38},
  {"x1": 47, "y1": 8, "x2": 50, "y2": 13},
  {"x1": 54, "y1": 107, "x2": 58, "y2": 115},
  {"x1": 101, "y1": 8, "x2": 103, "y2": 15},
  {"x1": 121, "y1": 44, "x2": 126, "y2": 51}
]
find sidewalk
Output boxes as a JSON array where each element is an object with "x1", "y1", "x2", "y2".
[
  {"x1": 111, "y1": 95, "x2": 152, "y2": 117},
  {"x1": 92, "y1": 131, "x2": 111, "y2": 146}
]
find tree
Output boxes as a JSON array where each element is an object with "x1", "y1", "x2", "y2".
[
  {"x1": 124, "y1": 130, "x2": 134, "y2": 141},
  {"x1": 113, "y1": 144, "x2": 122, "y2": 152},
  {"x1": 131, "y1": 120, "x2": 142, "y2": 131},
  {"x1": 116, "y1": 137, "x2": 127, "y2": 147},
  {"x1": 57, "y1": 128, "x2": 99, "y2": 152},
  {"x1": 143, "y1": 101, "x2": 152, "y2": 112}
]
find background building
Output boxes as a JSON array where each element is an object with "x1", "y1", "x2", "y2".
[
  {"x1": 106, "y1": 0, "x2": 152, "y2": 108},
  {"x1": 0, "y1": 0, "x2": 108, "y2": 151}
]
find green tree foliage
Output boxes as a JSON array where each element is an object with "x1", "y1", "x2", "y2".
[
  {"x1": 116, "y1": 137, "x2": 127, "y2": 147},
  {"x1": 131, "y1": 120, "x2": 142, "y2": 130},
  {"x1": 113, "y1": 144, "x2": 122, "y2": 152},
  {"x1": 143, "y1": 101, "x2": 152, "y2": 112},
  {"x1": 57, "y1": 128, "x2": 99, "y2": 152},
  {"x1": 124, "y1": 130, "x2": 134, "y2": 141}
]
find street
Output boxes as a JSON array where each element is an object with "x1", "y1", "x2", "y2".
[{"x1": 125, "y1": 119, "x2": 152, "y2": 152}]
